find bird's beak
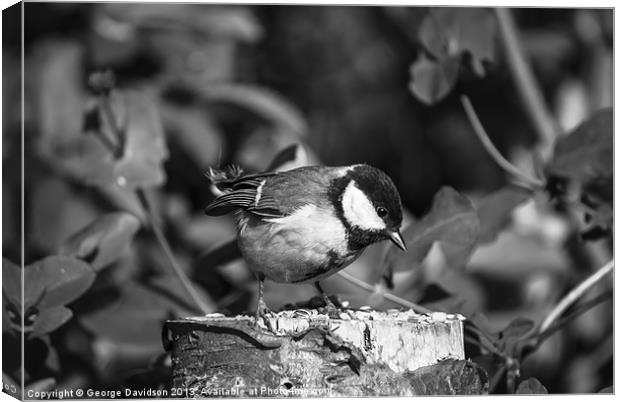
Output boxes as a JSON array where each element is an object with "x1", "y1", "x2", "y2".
[{"x1": 387, "y1": 230, "x2": 407, "y2": 251}]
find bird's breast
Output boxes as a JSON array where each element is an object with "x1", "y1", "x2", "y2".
[{"x1": 237, "y1": 204, "x2": 359, "y2": 283}]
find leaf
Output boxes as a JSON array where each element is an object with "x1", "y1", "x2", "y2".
[
  {"x1": 59, "y1": 212, "x2": 141, "y2": 271},
  {"x1": 158, "y1": 101, "x2": 223, "y2": 168},
  {"x1": 30, "y1": 41, "x2": 85, "y2": 156},
  {"x1": 29, "y1": 177, "x2": 101, "y2": 254},
  {"x1": 496, "y1": 317, "x2": 535, "y2": 357},
  {"x1": 267, "y1": 143, "x2": 317, "y2": 172},
  {"x1": 202, "y1": 84, "x2": 307, "y2": 136},
  {"x1": 30, "y1": 306, "x2": 73, "y2": 337},
  {"x1": 2, "y1": 258, "x2": 21, "y2": 308},
  {"x1": 383, "y1": 187, "x2": 479, "y2": 274},
  {"x1": 475, "y1": 186, "x2": 532, "y2": 244},
  {"x1": 409, "y1": 54, "x2": 461, "y2": 105},
  {"x1": 409, "y1": 7, "x2": 496, "y2": 104},
  {"x1": 59, "y1": 90, "x2": 168, "y2": 189},
  {"x1": 3, "y1": 260, "x2": 23, "y2": 333},
  {"x1": 419, "y1": 8, "x2": 496, "y2": 73},
  {"x1": 97, "y1": 183, "x2": 147, "y2": 223},
  {"x1": 25, "y1": 256, "x2": 95, "y2": 309},
  {"x1": 547, "y1": 108, "x2": 612, "y2": 184},
  {"x1": 99, "y1": 3, "x2": 263, "y2": 43},
  {"x1": 547, "y1": 109, "x2": 613, "y2": 240},
  {"x1": 516, "y1": 378, "x2": 548, "y2": 394}
]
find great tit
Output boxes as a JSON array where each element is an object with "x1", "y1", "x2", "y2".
[{"x1": 205, "y1": 164, "x2": 407, "y2": 322}]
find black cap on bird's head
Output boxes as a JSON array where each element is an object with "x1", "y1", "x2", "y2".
[
  {"x1": 333, "y1": 164, "x2": 406, "y2": 251},
  {"x1": 349, "y1": 164, "x2": 403, "y2": 228}
]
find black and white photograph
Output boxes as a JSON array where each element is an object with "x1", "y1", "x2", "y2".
[{"x1": 1, "y1": 1, "x2": 615, "y2": 398}]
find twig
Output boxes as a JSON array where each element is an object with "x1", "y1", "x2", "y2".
[
  {"x1": 539, "y1": 260, "x2": 613, "y2": 334},
  {"x1": 494, "y1": 8, "x2": 560, "y2": 160},
  {"x1": 464, "y1": 324, "x2": 502, "y2": 355},
  {"x1": 460, "y1": 95, "x2": 545, "y2": 189},
  {"x1": 136, "y1": 189, "x2": 214, "y2": 314},
  {"x1": 336, "y1": 271, "x2": 432, "y2": 315},
  {"x1": 535, "y1": 290, "x2": 612, "y2": 346}
]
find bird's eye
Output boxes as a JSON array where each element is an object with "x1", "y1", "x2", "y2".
[{"x1": 376, "y1": 206, "x2": 388, "y2": 218}]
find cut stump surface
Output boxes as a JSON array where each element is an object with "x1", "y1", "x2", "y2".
[{"x1": 163, "y1": 309, "x2": 487, "y2": 397}]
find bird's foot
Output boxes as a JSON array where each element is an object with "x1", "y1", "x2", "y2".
[
  {"x1": 321, "y1": 295, "x2": 344, "y2": 319},
  {"x1": 254, "y1": 300, "x2": 276, "y2": 332}
]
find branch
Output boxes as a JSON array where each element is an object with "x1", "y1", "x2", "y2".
[
  {"x1": 539, "y1": 260, "x2": 613, "y2": 334},
  {"x1": 136, "y1": 189, "x2": 214, "y2": 314},
  {"x1": 336, "y1": 271, "x2": 432, "y2": 315},
  {"x1": 494, "y1": 8, "x2": 560, "y2": 160},
  {"x1": 460, "y1": 95, "x2": 545, "y2": 189}
]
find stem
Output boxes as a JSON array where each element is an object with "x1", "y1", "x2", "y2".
[
  {"x1": 464, "y1": 324, "x2": 502, "y2": 355},
  {"x1": 460, "y1": 95, "x2": 545, "y2": 189},
  {"x1": 136, "y1": 189, "x2": 213, "y2": 314},
  {"x1": 535, "y1": 290, "x2": 612, "y2": 345},
  {"x1": 91, "y1": 129, "x2": 119, "y2": 156},
  {"x1": 494, "y1": 8, "x2": 560, "y2": 160},
  {"x1": 336, "y1": 271, "x2": 432, "y2": 315},
  {"x1": 98, "y1": 94, "x2": 125, "y2": 158},
  {"x1": 539, "y1": 260, "x2": 613, "y2": 334}
]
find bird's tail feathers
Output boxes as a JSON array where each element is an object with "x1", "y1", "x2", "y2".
[{"x1": 205, "y1": 165, "x2": 245, "y2": 196}]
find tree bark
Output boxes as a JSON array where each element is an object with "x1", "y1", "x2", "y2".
[{"x1": 163, "y1": 309, "x2": 488, "y2": 397}]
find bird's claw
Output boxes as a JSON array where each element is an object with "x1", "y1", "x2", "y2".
[
  {"x1": 254, "y1": 300, "x2": 276, "y2": 332},
  {"x1": 321, "y1": 295, "x2": 344, "y2": 319}
]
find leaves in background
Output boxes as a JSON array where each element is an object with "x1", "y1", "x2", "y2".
[
  {"x1": 495, "y1": 316, "x2": 535, "y2": 358},
  {"x1": 29, "y1": 177, "x2": 101, "y2": 254},
  {"x1": 98, "y1": 3, "x2": 263, "y2": 44},
  {"x1": 409, "y1": 54, "x2": 461, "y2": 105},
  {"x1": 31, "y1": 307, "x2": 73, "y2": 338},
  {"x1": 3, "y1": 256, "x2": 95, "y2": 337},
  {"x1": 30, "y1": 41, "x2": 86, "y2": 157},
  {"x1": 546, "y1": 109, "x2": 613, "y2": 240},
  {"x1": 25, "y1": 256, "x2": 95, "y2": 311},
  {"x1": 91, "y1": 3, "x2": 263, "y2": 79},
  {"x1": 547, "y1": 108, "x2": 612, "y2": 184},
  {"x1": 76, "y1": 90, "x2": 169, "y2": 188},
  {"x1": 158, "y1": 101, "x2": 223, "y2": 169},
  {"x1": 516, "y1": 378, "x2": 548, "y2": 394},
  {"x1": 2, "y1": 259, "x2": 21, "y2": 310},
  {"x1": 267, "y1": 143, "x2": 318, "y2": 172},
  {"x1": 419, "y1": 8, "x2": 496, "y2": 72},
  {"x1": 59, "y1": 212, "x2": 141, "y2": 271},
  {"x1": 409, "y1": 8, "x2": 496, "y2": 104},
  {"x1": 475, "y1": 186, "x2": 532, "y2": 244},
  {"x1": 383, "y1": 187, "x2": 480, "y2": 274}
]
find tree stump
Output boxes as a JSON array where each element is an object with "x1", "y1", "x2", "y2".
[{"x1": 163, "y1": 308, "x2": 488, "y2": 397}]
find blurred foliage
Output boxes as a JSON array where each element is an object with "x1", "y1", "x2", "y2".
[{"x1": 2, "y1": 3, "x2": 613, "y2": 396}]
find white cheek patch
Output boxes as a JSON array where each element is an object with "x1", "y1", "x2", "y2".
[{"x1": 341, "y1": 181, "x2": 386, "y2": 231}]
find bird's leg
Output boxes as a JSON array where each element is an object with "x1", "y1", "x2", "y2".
[
  {"x1": 255, "y1": 275, "x2": 274, "y2": 330},
  {"x1": 314, "y1": 282, "x2": 341, "y2": 317}
]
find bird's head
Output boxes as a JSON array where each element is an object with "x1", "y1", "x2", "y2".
[{"x1": 331, "y1": 164, "x2": 406, "y2": 251}]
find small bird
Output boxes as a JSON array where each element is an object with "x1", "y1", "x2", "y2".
[{"x1": 205, "y1": 164, "x2": 407, "y2": 322}]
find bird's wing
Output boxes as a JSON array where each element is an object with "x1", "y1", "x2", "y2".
[
  {"x1": 205, "y1": 171, "x2": 287, "y2": 218},
  {"x1": 205, "y1": 166, "x2": 331, "y2": 218}
]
